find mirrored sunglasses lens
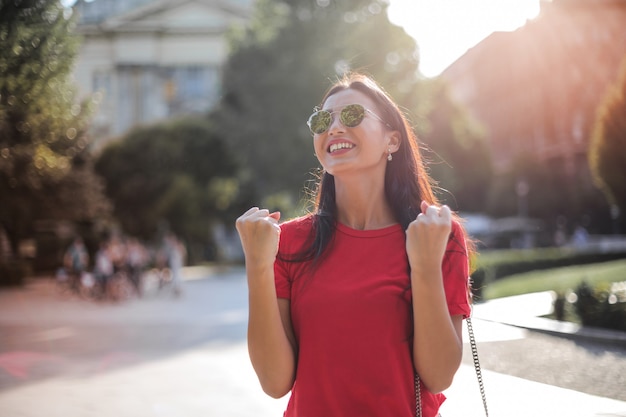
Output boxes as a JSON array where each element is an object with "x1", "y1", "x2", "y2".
[
  {"x1": 340, "y1": 104, "x2": 366, "y2": 127},
  {"x1": 309, "y1": 111, "x2": 331, "y2": 134}
]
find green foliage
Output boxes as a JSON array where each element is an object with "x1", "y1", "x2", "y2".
[
  {"x1": 482, "y1": 258, "x2": 626, "y2": 300},
  {"x1": 94, "y1": 117, "x2": 245, "y2": 260},
  {"x1": 212, "y1": 0, "x2": 441, "y2": 209},
  {"x1": 0, "y1": 0, "x2": 110, "y2": 256},
  {"x1": 473, "y1": 248, "x2": 626, "y2": 300},
  {"x1": 419, "y1": 80, "x2": 492, "y2": 212},
  {"x1": 589, "y1": 56, "x2": 626, "y2": 232},
  {"x1": 573, "y1": 280, "x2": 626, "y2": 332},
  {"x1": 0, "y1": 259, "x2": 32, "y2": 287},
  {"x1": 213, "y1": 0, "x2": 496, "y2": 214},
  {"x1": 487, "y1": 262, "x2": 626, "y2": 331},
  {"x1": 485, "y1": 152, "x2": 610, "y2": 233}
]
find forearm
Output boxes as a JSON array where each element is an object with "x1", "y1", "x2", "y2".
[
  {"x1": 411, "y1": 268, "x2": 463, "y2": 393},
  {"x1": 246, "y1": 265, "x2": 296, "y2": 398}
]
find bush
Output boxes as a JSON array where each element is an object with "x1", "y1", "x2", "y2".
[
  {"x1": 573, "y1": 281, "x2": 626, "y2": 332},
  {"x1": 0, "y1": 260, "x2": 32, "y2": 287},
  {"x1": 33, "y1": 232, "x2": 65, "y2": 273}
]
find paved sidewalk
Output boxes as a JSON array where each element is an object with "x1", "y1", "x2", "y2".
[
  {"x1": 445, "y1": 291, "x2": 626, "y2": 416},
  {"x1": 442, "y1": 361, "x2": 626, "y2": 416}
]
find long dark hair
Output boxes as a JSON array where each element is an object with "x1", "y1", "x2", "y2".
[{"x1": 286, "y1": 73, "x2": 469, "y2": 268}]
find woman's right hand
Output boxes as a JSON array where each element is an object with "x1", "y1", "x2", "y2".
[{"x1": 235, "y1": 207, "x2": 281, "y2": 270}]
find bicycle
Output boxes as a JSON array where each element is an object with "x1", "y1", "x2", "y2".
[
  {"x1": 55, "y1": 268, "x2": 102, "y2": 300},
  {"x1": 104, "y1": 269, "x2": 135, "y2": 302}
]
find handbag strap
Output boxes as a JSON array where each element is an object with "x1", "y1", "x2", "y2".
[
  {"x1": 414, "y1": 317, "x2": 489, "y2": 417},
  {"x1": 467, "y1": 317, "x2": 489, "y2": 416}
]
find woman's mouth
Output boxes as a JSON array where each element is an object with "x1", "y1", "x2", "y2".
[{"x1": 328, "y1": 142, "x2": 355, "y2": 153}]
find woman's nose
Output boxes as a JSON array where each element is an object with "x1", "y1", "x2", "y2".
[{"x1": 327, "y1": 115, "x2": 344, "y2": 134}]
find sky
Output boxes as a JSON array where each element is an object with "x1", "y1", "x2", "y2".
[{"x1": 387, "y1": 0, "x2": 541, "y2": 77}]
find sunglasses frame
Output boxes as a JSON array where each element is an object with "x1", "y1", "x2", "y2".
[{"x1": 307, "y1": 103, "x2": 392, "y2": 135}]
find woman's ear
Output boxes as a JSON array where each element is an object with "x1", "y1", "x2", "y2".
[{"x1": 387, "y1": 131, "x2": 401, "y2": 153}]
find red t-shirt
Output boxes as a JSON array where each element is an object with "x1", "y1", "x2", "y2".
[{"x1": 274, "y1": 216, "x2": 471, "y2": 417}]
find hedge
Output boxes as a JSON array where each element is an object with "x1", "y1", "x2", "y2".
[
  {"x1": 0, "y1": 260, "x2": 32, "y2": 287},
  {"x1": 470, "y1": 248, "x2": 626, "y2": 300}
]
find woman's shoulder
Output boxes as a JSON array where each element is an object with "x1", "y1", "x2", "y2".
[
  {"x1": 451, "y1": 218, "x2": 464, "y2": 235},
  {"x1": 278, "y1": 214, "x2": 315, "y2": 256},
  {"x1": 447, "y1": 217, "x2": 470, "y2": 252},
  {"x1": 280, "y1": 214, "x2": 314, "y2": 235}
]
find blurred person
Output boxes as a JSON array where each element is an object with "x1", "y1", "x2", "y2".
[
  {"x1": 63, "y1": 236, "x2": 90, "y2": 292},
  {"x1": 236, "y1": 73, "x2": 472, "y2": 417},
  {"x1": 163, "y1": 233, "x2": 186, "y2": 297},
  {"x1": 571, "y1": 224, "x2": 590, "y2": 248},
  {"x1": 107, "y1": 236, "x2": 127, "y2": 274},
  {"x1": 93, "y1": 240, "x2": 114, "y2": 298},
  {"x1": 126, "y1": 238, "x2": 148, "y2": 296}
]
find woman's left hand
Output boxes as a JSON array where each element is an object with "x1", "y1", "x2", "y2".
[{"x1": 406, "y1": 201, "x2": 452, "y2": 278}]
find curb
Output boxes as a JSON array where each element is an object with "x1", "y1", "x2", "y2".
[
  {"x1": 479, "y1": 315, "x2": 626, "y2": 347},
  {"x1": 473, "y1": 291, "x2": 626, "y2": 347}
]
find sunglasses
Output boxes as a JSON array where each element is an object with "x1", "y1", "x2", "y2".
[{"x1": 307, "y1": 103, "x2": 391, "y2": 135}]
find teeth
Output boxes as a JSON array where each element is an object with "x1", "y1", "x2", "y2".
[{"x1": 329, "y1": 142, "x2": 354, "y2": 153}]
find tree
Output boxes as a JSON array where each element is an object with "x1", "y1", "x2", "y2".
[
  {"x1": 419, "y1": 80, "x2": 492, "y2": 213},
  {"x1": 0, "y1": 0, "x2": 109, "y2": 259},
  {"x1": 589, "y1": 57, "x2": 626, "y2": 233},
  {"x1": 95, "y1": 117, "x2": 244, "y2": 262},
  {"x1": 212, "y1": 0, "x2": 428, "y2": 213}
]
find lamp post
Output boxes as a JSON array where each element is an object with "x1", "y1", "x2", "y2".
[
  {"x1": 611, "y1": 204, "x2": 620, "y2": 235},
  {"x1": 516, "y1": 178, "x2": 529, "y2": 219},
  {"x1": 516, "y1": 178, "x2": 531, "y2": 248}
]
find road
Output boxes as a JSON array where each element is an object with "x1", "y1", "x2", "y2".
[{"x1": 1, "y1": 267, "x2": 625, "y2": 417}]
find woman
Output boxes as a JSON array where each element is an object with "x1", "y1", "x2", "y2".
[{"x1": 236, "y1": 73, "x2": 472, "y2": 417}]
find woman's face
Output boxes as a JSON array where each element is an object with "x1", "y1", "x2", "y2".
[{"x1": 313, "y1": 88, "x2": 397, "y2": 177}]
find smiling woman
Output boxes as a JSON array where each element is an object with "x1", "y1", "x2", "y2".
[
  {"x1": 387, "y1": 0, "x2": 540, "y2": 77},
  {"x1": 236, "y1": 72, "x2": 475, "y2": 417}
]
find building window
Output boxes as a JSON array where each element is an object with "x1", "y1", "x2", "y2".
[{"x1": 163, "y1": 65, "x2": 219, "y2": 115}]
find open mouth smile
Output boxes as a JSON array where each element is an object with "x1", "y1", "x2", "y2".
[{"x1": 328, "y1": 142, "x2": 355, "y2": 153}]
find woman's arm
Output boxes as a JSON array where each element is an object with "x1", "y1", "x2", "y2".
[
  {"x1": 411, "y1": 273, "x2": 463, "y2": 393},
  {"x1": 406, "y1": 202, "x2": 464, "y2": 393},
  {"x1": 246, "y1": 267, "x2": 297, "y2": 398},
  {"x1": 236, "y1": 208, "x2": 296, "y2": 398}
]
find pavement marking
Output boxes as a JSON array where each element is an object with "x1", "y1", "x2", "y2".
[{"x1": 29, "y1": 327, "x2": 75, "y2": 342}]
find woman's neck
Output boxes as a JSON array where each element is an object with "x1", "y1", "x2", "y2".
[{"x1": 333, "y1": 175, "x2": 396, "y2": 230}]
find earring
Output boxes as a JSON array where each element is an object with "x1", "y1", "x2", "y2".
[{"x1": 387, "y1": 147, "x2": 393, "y2": 162}]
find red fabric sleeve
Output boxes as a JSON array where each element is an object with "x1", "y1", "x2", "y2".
[
  {"x1": 442, "y1": 221, "x2": 472, "y2": 318},
  {"x1": 273, "y1": 216, "x2": 313, "y2": 300},
  {"x1": 274, "y1": 254, "x2": 291, "y2": 299}
]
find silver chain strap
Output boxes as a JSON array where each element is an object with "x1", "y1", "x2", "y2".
[
  {"x1": 414, "y1": 317, "x2": 488, "y2": 417},
  {"x1": 415, "y1": 372, "x2": 422, "y2": 417},
  {"x1": 466, "y1": 317, "x2": 489, "y2": 416}
]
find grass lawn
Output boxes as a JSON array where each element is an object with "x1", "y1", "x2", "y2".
[{"x1": 483, "y1": 258, "x2": 626, "y2": 300}]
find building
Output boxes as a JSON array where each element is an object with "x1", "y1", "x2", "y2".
[
  {"x1": 441, "y1": 0, "x2": 626, "y2": 234},
  {"x1": 71, "y1": 0, "x2": 253, "y2": 141},
  {"x1": 442, "y1": 0, "x2": 626, "y2": 175}
]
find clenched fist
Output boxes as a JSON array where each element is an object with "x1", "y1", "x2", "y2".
[
  {"x1": 235, "y1": 207, "x2": 281, "y2": 271},
  {"x1": 406, "y1": 201, "x2": 452, "y2": 278}
]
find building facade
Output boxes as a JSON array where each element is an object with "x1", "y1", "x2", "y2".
[
  {"x1": 442, "y1": 0, "x2": 626, "y2": 175},
  {"x1": 441, "y1": 0, "x2": 626, "y2": 233},
  {"x1": 71, "y1": 0, "x2": 252, "y2": 141}
]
